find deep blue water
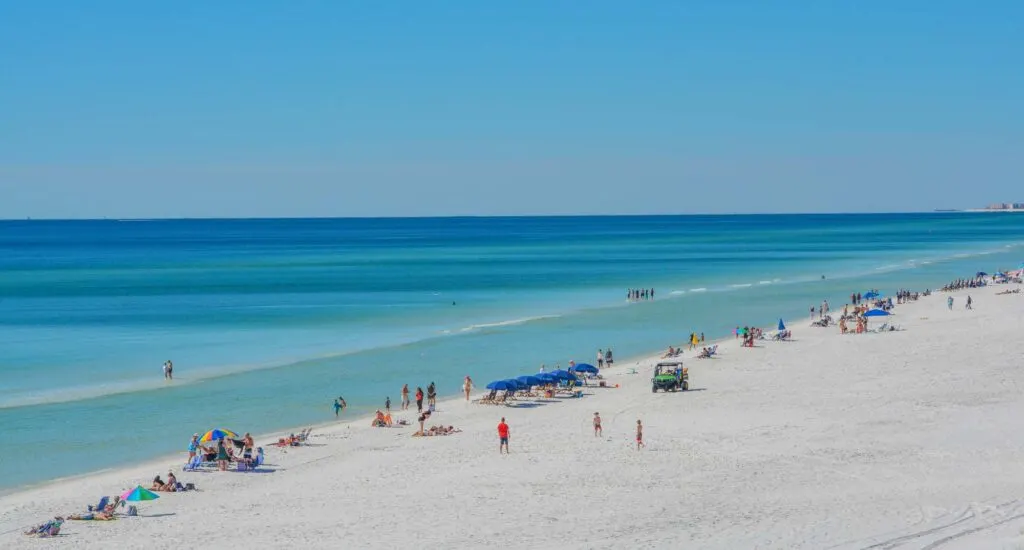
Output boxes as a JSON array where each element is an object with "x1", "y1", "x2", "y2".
[{"x1": 1, "y1": 214, "x2": 1022, "y2": 490}]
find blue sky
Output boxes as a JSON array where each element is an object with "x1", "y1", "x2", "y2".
[{"x1": 1, "y1": 1, "x2": 1021, "y2": 218}]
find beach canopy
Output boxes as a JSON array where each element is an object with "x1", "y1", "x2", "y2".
[
  {"x1": 778, "y1": 318, "x2": 786, "y2": 331},
  {"x1": 573, "y1": 364, "x2": 598, "y2": 374},
  {"x1": 977, "y1": 271, "x2": 988, "y2": 277},
  {"x1": 864, "y1": 291, "x2": 880, "y2": 299},
  {"x1": 536, "y1": 373, "x2": 557, "y2": 382},
  {"x1": 549, "y1": 369, "x2": 575, "y2": 380},
  {"x1": 516, "y1": 375, "x2": 543, "y2": 386},
  {"x1": 199, "y1": 428, "x2": 238, "y2": 443},
  {"x1": 121, "y1": 485, "x2": 160, "y2": 502},
  {"x1": 863, "y1": 309, "x2": 890, "y2": 317},
  {"x1": 486, "y1": 380, "x2": 516, "y2": 391}
]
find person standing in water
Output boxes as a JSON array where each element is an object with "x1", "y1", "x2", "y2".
[
  {"x1": 166, "y1": 360, "x2": 173, "y2": 380},
  {"x1": 333, "y1": 396, "x2": 346, "y2": 417}
]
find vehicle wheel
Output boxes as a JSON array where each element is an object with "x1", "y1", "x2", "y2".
[
  {"x1": 682, "y1": 382, "x2": 689, "y2": 391},
  {"x1": 652, "y1": 386, "x2": 657, "y2": 393}
]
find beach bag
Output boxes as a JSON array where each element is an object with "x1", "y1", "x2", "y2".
[{"x1": 127, "y1": 505, "x2": 138, "y2": 516}]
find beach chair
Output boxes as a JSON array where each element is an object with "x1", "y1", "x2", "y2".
[
  {"x1": 88, "y1": 496, "x2": 109, "y2": 512},
  {"x1": 184, "y1": 454, "x2": 202, "y2": 472}
]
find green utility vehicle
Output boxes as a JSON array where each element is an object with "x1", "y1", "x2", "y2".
[{"x1": 651, "y1": 361, "x2": 689, "y2": 392}]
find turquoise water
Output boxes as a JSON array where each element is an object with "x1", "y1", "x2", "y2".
[{"x1": 1, "y1": 214, "x2": 1022, "y2": 490}]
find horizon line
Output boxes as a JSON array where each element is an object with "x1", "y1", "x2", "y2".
[{"x1": 0, "y1": 210, "x2": 977, "y2": 222}]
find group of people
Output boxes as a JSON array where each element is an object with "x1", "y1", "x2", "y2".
[
  {"x1": 162, "y1": 360, "x2": 174, "y2": 380},
  {"x1": 188, "y1": 432, "x2": 259, "y2": 472},
  {"x1": 810, "y1": 300, "x2": 831, "y2": 319},
  {"x1": 627, "y1": 288, "x2": 655, "y2": 301},
  {"x1": 735, "y1": 326, "x2": 763, "y2": 347}
]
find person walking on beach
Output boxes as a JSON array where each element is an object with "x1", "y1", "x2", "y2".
[
  {"x1": 636, "y1": 420, "x2": 645, "y2": 451},
  {"x1": 593, "y1": 412, "x2": 602, "y2": 437},
  {"x1": 947, "y1": 296, "x2": 954, "y2": 310},
  {"x1": 700, "y1": 332, "x2": 705, "y2": 343},
  {"x1": 415, "y1": 387, "x2": 424, "y2": 412},
  {"x1": 187, "y1": 434, "x2": 199, "y2": 463},
  {"x1": 333, "y1": 398, "x2": 343, "y2": 417},
  {"x1": 463, "y1": 376, "x2": 473, "y2": 401},
  {"x1": 966, "y1": 295, "x2": 973, "y2": 310},
  {"x1": 498, "y1": 417, "x2": 510, "y2": 454},
  {"x1": 385, "y1": 396, "x2": 391, "y2": 413},
  {"x1": 597, "y1": 349, "x2": 604, "y2": 369},
  {"x1": 427, "y1": 382, "x2": 437, "y2": 409},
  {"x1": 401, "y1": 384, "x2": 410, "y2": 410}
]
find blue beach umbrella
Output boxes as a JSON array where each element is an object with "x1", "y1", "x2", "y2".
[
  {"x1": 778, "y1": 318, "x2": 786, "y2": 331},
  {"x1": 536, "y1": 373, "x2": 557, "y2": 383},
  {"x1": 517, "y1": 375, "x2": 543, "y2": 386},
  {"x1": 549, "y1": 369, "x2": 573, "y2": 380},
  {"x1": 863, "y1": 309, "x2": 890, "y2": 317},
  {"x1": 486, "y1": 380, "x2": 515, "y2": 391},
  {"x1": 864, "y1": 291, "x2": 880, "y2": 299},
  {"x1": 574, "y1": 364, "x2": 598, "y2": 374}
]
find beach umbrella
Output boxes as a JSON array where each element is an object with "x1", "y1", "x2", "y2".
[
  {"x1": 573, "y1": 364, "x2": 598, "y2": 374},
  {"x1": 536, "y1": 373, "x2": 557, "y2": 383},
  {"x1": 977, "y1": 271, "x2": 988, "y2": 277},
  {"x1": 485, "y1": 380, "x2": 515, "y2": 391},
  {"x1": 121, "y1": 485, "x2": 160, "y2": 503},
  {"x1": 863, "y1": 309, "x2": 890, "y2": 317},
  {"x1": 516, "y1": 375, "x2": 543, "y2": 386},
  {"x1": 549, "y1": 369, "x2": 573, "y2": 380},
  {"x1": 778, "y1": 318, "x2": 786, "y2": 331},
  {"x1": 198, "y1": 428, "x2": 238, "y2": 444},
  {"x1": 864, "y1": 291, "x2": 880, "y2": 299}
]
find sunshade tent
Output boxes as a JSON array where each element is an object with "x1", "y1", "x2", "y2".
[{"x1": 573, "y1": 364, "x2": 598, "y2": 374}]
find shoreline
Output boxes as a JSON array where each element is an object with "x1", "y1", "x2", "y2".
[{"x1": 4, "y1": 277, "x2": 1020, "y2": 547}]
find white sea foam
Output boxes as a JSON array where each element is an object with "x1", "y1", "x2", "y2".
[
  {"x1": 689, "y1": 288, "x2": 707, "y2": 292},
  {"x1": 758, "y1": 280, "x2": 772, "y2": 285},
  {"x1": 669, "y1": 290, "x2": 685, "y2": 295},
  {"x1": 455, "y1": 315, "x2": 561, "y2": 333},
  {"x1": 730, "y1": 283, "x2": 753, "y2": 288}
]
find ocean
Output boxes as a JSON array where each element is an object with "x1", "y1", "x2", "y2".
[{"x1": 1, "y1": 214, "x2": 1022, "y2": 491}]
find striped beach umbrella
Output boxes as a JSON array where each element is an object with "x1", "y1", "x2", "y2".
[{"x1": 198, "y1": 428, "x2": 238, "y2": 443}]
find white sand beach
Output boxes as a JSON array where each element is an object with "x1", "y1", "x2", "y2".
[{"x1": 3, "y1": 284, "x2": 1023, "y2": 549}]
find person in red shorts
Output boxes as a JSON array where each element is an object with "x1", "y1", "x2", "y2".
[
  {"x1": 636, "y1": 419, "x2": 644, "y2": 450},
  {"x1": 497, "y1": 417, "x2": 510, "y2": 454}
]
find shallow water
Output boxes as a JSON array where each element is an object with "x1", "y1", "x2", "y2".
[{"x1": 1, "y1": 214, "x2": 1021, "y2": 489}]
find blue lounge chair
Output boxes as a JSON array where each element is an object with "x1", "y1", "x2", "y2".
[
  {"x1": 88, "y1": 496, "x2": 109, "y2": 512},
  {"x1": 184, "y1": 455, "x2": 202, "y2": 471}
]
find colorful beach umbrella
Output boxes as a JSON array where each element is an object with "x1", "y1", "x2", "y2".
[
  {"x1": 198, "y1": 428, "x2": 238, "y2": 443},
  {"x1": 121, "y1": 485, "x2": 160, "y2": 502}
]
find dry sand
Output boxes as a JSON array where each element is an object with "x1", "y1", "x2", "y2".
[{"x1": 2, "y1": 284, "x2": 1023, "y2": 549}]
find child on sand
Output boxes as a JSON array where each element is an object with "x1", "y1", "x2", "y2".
[
  {"x1": 593, "y1": 412, "x2": 602, "y2": 437},
  {"x1": 498, "y1": 417, "x2": 510, "y2": 454},
  {"x1": 636, "y1": 420, "x2": 644, "y2": 450}
]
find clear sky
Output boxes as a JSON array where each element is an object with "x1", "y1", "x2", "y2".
[{"x1": 1, "y1": 1, "x2": 1021, "y2": 218}]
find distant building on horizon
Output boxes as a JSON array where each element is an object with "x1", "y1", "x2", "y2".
[{"x1": 983, "y1": 202, "x2": 1024, "y2": 210}]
